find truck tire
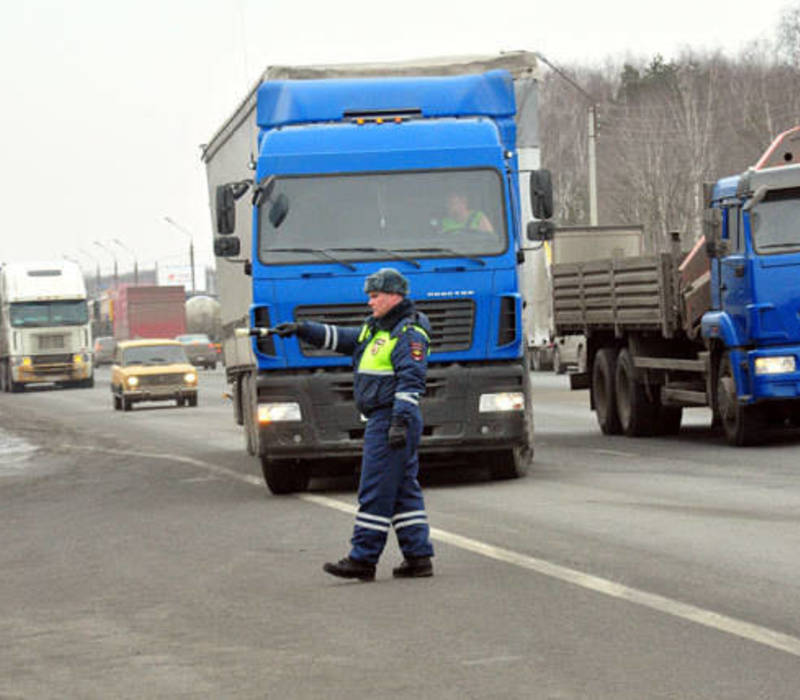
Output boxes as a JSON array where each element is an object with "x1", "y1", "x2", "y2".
[
  {"x1": 242, "y1": 376, "x2": 257, "y2": 456},
  {"x1": 261, "y1": 457, "x2": 310, "y2": 494},
  {"x1": 122, "y1": 397, "x2": 132, "y2": 411},
  {"x1": 593, "y1": 347, "x2": 622, "y2": 435},
  {"x1": 233, "y1": 375, "x2": 244, "y2": 426},
  {"x1": 487, "y1": 447, "x2": 532, "y2": 480},
  {"x1": 717, "y1": 353, "x2": 764, "y2": 446},
  {"x1": 113, "y1": 393, "x2": 121, "y2": 411},
  {"x1": 614, "y1": 348, "x2": 658, "y2": 437}
]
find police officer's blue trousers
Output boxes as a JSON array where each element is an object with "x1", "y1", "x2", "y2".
[{"x1": 350, "y1": 408, "x2": 434, "y2": 564}]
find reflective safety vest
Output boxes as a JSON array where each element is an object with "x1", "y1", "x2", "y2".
[
  {"x1": 441, "y1": 210, "x2": 486, "y2": 233},
  {"x1": 356, "y1": 322, "x2": 430, "y2": 376}
]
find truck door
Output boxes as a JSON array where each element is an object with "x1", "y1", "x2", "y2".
[{"x1": 719, "y1": 205, "x2": 751, "y2": 341}]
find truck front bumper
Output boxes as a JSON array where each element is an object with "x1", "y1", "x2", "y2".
[
  {"x1": 255, "y1": 361, "x2": 531, "y2": 462},
  {"x1": 13, "y1": 361, "x2": 93, "y2": 384},
  {"x1": 744, "y1": 346, "x2": 800, "y2": 403}
]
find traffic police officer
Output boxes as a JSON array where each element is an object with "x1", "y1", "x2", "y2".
[{"x1": 274, "y1": 268, "x2": 434, "y2": 581}]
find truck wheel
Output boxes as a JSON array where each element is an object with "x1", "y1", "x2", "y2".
[
  {"x1": 615, "y1": 348, "x2": 658, "y2": 437},
  {"x1": 188, "y1": 394, "x2": 198, "y2": 407},
  {"x1": 593, "y1": 347, "x2": 622, "y2": 435},
  {"x1": 113, "y1": 393, "x2": 121, "y2": 411},
  {"x1": 122, "y1": 397, "x2": 132, "y2": 411},
  {"x1": 260, "y1": 457, "x2": 310, "y2": 494},
  {"x1": 242, "y1": 376, "x2": 257, "y2": 456},
  {"x1": 553, "y1": 348, "x2": 566, "y2": 375},
  {"x1": 717, "y1": 353, "x2": 764, "y2": 446},
  {"x1": 233, "y1": 375, "x2": 244, "y2": 426},
  {"x1": 488, "y1": 446, "x2": 532, "y2": 480}
]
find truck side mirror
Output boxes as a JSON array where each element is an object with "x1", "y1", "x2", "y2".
[
  {"x1": 702, "y1": 208, "x2": 724, "y2": 257},
  {"x1": 216, "y1": 185, "x2": 236, "y2": 235},
  {"x1": 527, "y1": 220, "x2": 555, "y2": 241},
  {"x1": 214, "y1": 236, "x2": 241, "y2": 258},
  {"x1": 529, "y1": 169, "x2": 554, "y2": 220}
]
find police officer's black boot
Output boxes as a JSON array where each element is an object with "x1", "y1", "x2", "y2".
[
  {"x1": 392, "y1": 556, "x2": 433, "y2": 578},
  {"x1": 323, "y1": 556, "x2": 376, "y2": 581}
]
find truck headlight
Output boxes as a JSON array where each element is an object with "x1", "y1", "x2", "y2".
[
  {"x1": 258, "y1": 402, "x2": 302, "y2": 424},
  {"x1": 479, "y1": 392, "x2": 525, "y2": 412},
  {"x1": 754, "y1": 356, "x2": 796, "y2": 375},
  {"x1": 127, "y1": 376, "x2": 140, "y2": 387},
  {"x1": 73, "y1": 352, "x2": 88, "y2": 364},
  {"x1": 184, "y1": 372, "x2": 198, "y2": 384}
]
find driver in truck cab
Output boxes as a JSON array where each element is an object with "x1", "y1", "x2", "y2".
[{"x1": 274, "y1": 268, "x2": 435, "y2": 581}]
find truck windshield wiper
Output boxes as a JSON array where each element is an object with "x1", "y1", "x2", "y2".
[
  {"x1": 398, "y1": 247, "x2": 487, "y2": 266},
  {"x1": 329, "y1": 247, "x2": 421, "y2": 269},
  {"x1": 265, "y1": 247, "x2": 357, "y2": 271}
]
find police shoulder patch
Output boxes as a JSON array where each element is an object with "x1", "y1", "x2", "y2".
[{"x1": 410, "y1": 341, "x2": 424, "y2": 362}]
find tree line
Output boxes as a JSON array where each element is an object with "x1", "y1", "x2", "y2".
[{"x1": 539, "y1": 3, "x2": 800, "y2": 251}]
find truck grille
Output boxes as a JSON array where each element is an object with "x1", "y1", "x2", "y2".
[
  {"x1": 36, "y1": 334, "x2": 67, "y2": 350},
  {"x1": 294, "y1": 299, "x2": 475, "y2": 356},
  {"x1": 33, "y1": 354, "x2": 72, "y2": 365}
]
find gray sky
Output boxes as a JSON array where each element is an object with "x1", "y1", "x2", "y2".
[{"x1": 0, "y1": 0, "x2": 793, "y2": 278}]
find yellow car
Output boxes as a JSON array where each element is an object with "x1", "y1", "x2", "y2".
[{"x1": 111, "y1": 339, "x2": 199, "y2": 411}]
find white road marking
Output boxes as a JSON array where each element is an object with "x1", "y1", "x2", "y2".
[
  {"x1": 592, "y1": 448, "x2": 639, "y2": 458},
  {"x1": 63, "y1": 445, "x2": 800, "y2": 658}
]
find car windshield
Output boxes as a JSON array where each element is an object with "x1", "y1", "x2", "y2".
[
  {"x1": 122, "y1": 345, "x2": 188, "y2": 366},
  {"x1": 9, "y1": 300, "x2": 89, "y2": 327},
  {"x1": 750, "y1": 187, "x2": 800, "y2": 253},
  {"x1": 258, "y1": 168, "x2": 507, "y2": 265},
  {"x1": 176, "y1": 334, "x2": 210, "y2": 343}
]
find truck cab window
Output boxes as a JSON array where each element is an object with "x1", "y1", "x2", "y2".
[{"x1": 750, "y1": 187, "x2": 800, "y2": 254}]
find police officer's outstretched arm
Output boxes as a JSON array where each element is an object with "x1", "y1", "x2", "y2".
[{"x1": 281, "y1": 321, "x2": 361, "y2": 355}]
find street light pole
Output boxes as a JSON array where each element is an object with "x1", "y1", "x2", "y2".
[
  {"x1": 163, "y1": 216, "x2": 196, "y2": 294},
  {"x1": 112, "y1": 238, "x2": 138, "y2": 285},
  {"x1": 94, "y1": 241, "x2": 119, "y2": 288},
  {"x1": 535, "y1": 52, "x2": 599, "y2": 226},
  {"x1": 78, "y1": 247, "x2": 101, "y2": 293}
]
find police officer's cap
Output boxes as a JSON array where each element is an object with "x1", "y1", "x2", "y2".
[{"x1": 363, "y1": 268, "x2": 409, "y2": 296}]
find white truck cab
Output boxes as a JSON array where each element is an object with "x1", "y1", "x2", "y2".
[{"x1": 0, "y1": 260, "x2": 94, "y2": 391}]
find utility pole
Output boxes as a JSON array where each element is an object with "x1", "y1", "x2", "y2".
[
  {"x1": 94, "y1": 241, "x2": 119, "y2": 288},
  {"x1": 535, "y1": 52, "x2": 599, "y2": 225}
]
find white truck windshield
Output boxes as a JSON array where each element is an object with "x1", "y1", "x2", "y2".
[{"x1": 9, "y1": 300, "x2": 89, "y2": 327}]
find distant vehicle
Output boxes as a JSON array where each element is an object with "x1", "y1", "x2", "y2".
[
  {"x1": 110, "y1": 339, "x2": 198, "y2": 411},
  {"x1": 93, "y1": 336, "x2": 116, "y2": 366},
  {"x1": 552, "y1": 335, "x2": 587, "y2": 375},
  {"x1": 175, "y1": 333, "x2": 217, "y2": 370},
  {"x1": 113, "y1": 285, "x2": 186, "y2": 340},
  {"x1": 0, "y1": 260, "x2": 93, "y2": 392}
]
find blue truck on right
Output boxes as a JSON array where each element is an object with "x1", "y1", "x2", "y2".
[{"x1": 541, "y1": 126, "x2": 800, "y2": 446}]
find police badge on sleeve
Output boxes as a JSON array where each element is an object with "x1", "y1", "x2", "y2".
[{"x1": 410, "y1": 341, "x2": 425, "y2": 362}]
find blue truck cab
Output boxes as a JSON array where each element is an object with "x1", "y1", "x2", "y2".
[
  {"x1": 702, "y1": 137, "x2": 800, "y2": 442},
  {"x1": 209, "y1": 59, "x2": 545, "y2": 493}
]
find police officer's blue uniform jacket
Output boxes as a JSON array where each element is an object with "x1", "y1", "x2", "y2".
[{"x1": 296, "y1": 298, "x2": 434, "y2": 564}]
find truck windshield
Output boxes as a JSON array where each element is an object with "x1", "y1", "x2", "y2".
[
  {"x1": 9, "y1": 300, "x2": 88, "y2": 327},
  {"x1": 750, "y1": 187, "x2": 800, "y2": 253},
  {"x1": 258, "y1": 169, "x2": 507, "y2": 265}
]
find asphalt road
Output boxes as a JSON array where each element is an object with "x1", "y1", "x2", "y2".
[{"x1": 2, "y1": 367, "x2": 800, "y2": 698}]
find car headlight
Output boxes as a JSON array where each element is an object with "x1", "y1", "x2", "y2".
[
  {"x1": 184, "y1": 372, "x2": 198, "y2": 384},
  {"x1": 479, "y1": 392, "x2": 525, "y2": 412},
  {"x1": 127, "y1": 376, "x2": 140, "y2": 387},
  {"x1": 754, "y1": 356, "x2": 796, "y2": 375},
  {"x1": 257, "y1": 402, "x2": 302, "y2": 424}
]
